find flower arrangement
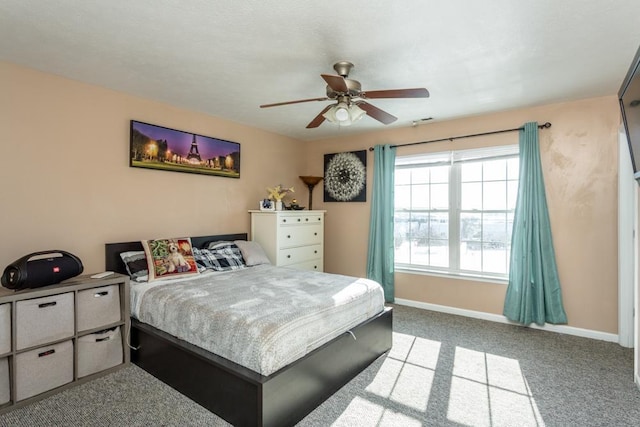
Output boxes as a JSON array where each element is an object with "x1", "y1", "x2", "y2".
[{"x1": 266, "y1": 184, "x2": 294, "y2": 201}]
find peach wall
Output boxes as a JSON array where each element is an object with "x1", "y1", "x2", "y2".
[
  {"x1": 0, "y1": 60, "x2": 620, "y2": 334},
  {"x1": 305, "y1": 96, "x2": 620, "y2": 333},
  {"x1": 0, "y1": 61, "x2": 305, "y2": 273}
]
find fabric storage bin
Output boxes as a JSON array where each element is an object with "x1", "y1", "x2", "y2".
[
  {"x1": 0, "y1": 357, "x2": 9, "y2": 404},
  {"x1": 16, "y1": 292, "x2": 74, "y2": 350},
  {"x1": 0, "y1": 304, "x2": 10, "y2": 354},
  {"x1": 77, "y1": 327, "x2": 123, "y2": 378},
  {"x1": 77, "y1": 285, "x2": 120, "y2": 331},
  {"x1": 15, "y1": 340, "x2": 73, "y2": 401}
]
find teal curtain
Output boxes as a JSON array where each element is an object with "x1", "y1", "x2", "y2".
[
  {"x1": 503, "y1": 122, "x2": 567, "y2": 325},
  {"x1": 367, "y1": 144, "x2": 395, "y2": 302}
]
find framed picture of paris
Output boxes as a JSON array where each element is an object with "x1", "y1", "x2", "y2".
[{"x1": 129, "y1": 120, "x2": 241, "y2": 178}]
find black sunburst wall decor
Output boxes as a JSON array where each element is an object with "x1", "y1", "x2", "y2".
[{"x1": 323, "y1": 150, "x2": 367, "y2": 202}]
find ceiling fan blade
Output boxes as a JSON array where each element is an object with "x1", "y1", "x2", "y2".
[
  {"x1": 306, "y1": 105, "x2": 333, "y2": 128},
  {"x1": 321, "y1": 74, "x2": 349, "y2": 92},
  {"x1": 260, "y1": 97, "x2": 329, "y2": 108},
  {"x1": 362, "y1": 88, "x2": 430, "y2": 99},
  {"x1": 356, "y1": 101, "x2": 398, "y2": 125}
]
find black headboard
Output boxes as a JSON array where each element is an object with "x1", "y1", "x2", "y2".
[{"x1": 105, "y1": 233, "x2": 248, "y2": 274}]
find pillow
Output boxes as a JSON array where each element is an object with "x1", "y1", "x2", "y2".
[
  {"x1": 206, "y1": 240, "x2": 238, "y2": 251},
  {"x1": 119, "y1": 251, "x2": 149, "y2": 282},
  {"x1": 193, "y1": 245, "x2": 245, "y2": 272},
  {"x1": 233, "y1": 240, "x2": 271, "y2": 266},
  {"x1": 141, "y1": 237, "x2": 199, "y2": 282}
]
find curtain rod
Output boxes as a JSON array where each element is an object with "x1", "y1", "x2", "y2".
[{"x1": 368, "y1": 122, "x2": 552, "y2": 151}]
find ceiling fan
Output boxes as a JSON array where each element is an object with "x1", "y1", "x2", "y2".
[{"x1": 259, "y1": 61, "x2": 430, "y2": 129}]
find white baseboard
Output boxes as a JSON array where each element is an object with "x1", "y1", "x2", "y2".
[
  {"x1": 636, "y1": 373, "x2": 640, "y2": 391},
  {"x1": 394, "y1": 298, "x2": 619, "y2": 343}
]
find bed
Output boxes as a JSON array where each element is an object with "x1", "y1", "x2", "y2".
[{"x1": 105, "y1": 233, "x2": 392, "y2": 427}]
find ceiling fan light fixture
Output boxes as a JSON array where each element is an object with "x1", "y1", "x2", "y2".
[
  {"x1": 334, "y1": 104, "x2": 350, "y2": 122},
  {"x1": 348, "y1": 103, "x2": 366, "y2": 122},
  {"x1": 322, "y1": 102, "x2": 366, "y2": 126},
  {"x1": 322, "y1": 103, "x2": 344, "y2": 123}
]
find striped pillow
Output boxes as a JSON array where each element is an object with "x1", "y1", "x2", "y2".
[{"x1": 119, "y1": 251, "x2": 149, "y2": 282}]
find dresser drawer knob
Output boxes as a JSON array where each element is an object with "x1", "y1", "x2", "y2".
[
  {"x1": 287, "y1": 235, "x2": 291, "y2": 239},
  {"x1": 297, "y1": 218, "x2": 301, "y2": 222},
  {"x1": 283, "y1": 219, "x2": 287, "y2": 223},
  {"x1": 287, "y1": 255, "x2": 291, "y2": 259},
  {"x1": 305, "y1": 218, "x2": 309, "y2": 222},
  {"x1": 314, "y1": 250, "x2": 318, "y2": 254},
  {"x1": 94, "y1": 291, "x2": 109, "y2": 298},
  {"x1": 314, "y1": 232, "x2": 318, "y2": 236}
]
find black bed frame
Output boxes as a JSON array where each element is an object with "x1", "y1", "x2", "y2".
[{"x1": 105, "y1": 233, "x2": 393, "y2": 427}]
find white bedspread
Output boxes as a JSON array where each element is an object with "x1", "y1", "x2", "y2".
[{"x1": 130, "y1": 265, "x2": 385, "y2": 376}]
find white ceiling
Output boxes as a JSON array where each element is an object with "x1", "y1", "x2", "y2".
[{"x1": 2, "y1": 1, "x2": 640, "y2": 141}]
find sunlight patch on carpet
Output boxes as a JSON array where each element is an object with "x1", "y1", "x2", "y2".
[
  {"x1": 447, "y1": 347, "x2": 546, "y2": 427},
  {"x1": 366, "y1": 333, "x2": 440, "y2": 412},
  {"x1": 330, "y1": 396, "x2": 384, "y2": 426},
  {"x1": 330, "y1": 396, "x2": 423, "y2": 427}
]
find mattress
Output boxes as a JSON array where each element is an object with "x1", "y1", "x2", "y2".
[{"x1": 130, "y1": 264, "x2": 385, "y2": 375}]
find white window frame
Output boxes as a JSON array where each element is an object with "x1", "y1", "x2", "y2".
[{"x1": 394, "y1": 144, "x2": 519, "y2": 282}]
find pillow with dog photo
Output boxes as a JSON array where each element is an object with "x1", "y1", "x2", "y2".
[{"x1": 141, "y1": 237, "x2": 199, "y2": 282}]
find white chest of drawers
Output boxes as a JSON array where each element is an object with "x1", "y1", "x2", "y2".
[{"x1": 250, "y1": 210, "x2": 326, "y2": 271}]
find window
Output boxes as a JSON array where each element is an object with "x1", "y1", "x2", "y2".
[{"x1": 394, "y1": 145, "x2": 519, "y2": 280}]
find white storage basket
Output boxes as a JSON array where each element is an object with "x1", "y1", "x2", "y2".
[
  {"x1": 0, "y1": 357, "x2": 9, "y2": 405},
  {"x1": 0, "y1": 304, "x2": 10, "y2": 354},
  {"x1": 77, "y1": 327, "x2": 123, "y2": 378},
  {"x1": 16, "y1": 292, "x2": 74, "y2": 350},
  {"x1": 15, "y1": 340, "x2": 73, "y2": 401},
  {"x1": 77, "y1": 285, "x2": 121, "y2": 331}
]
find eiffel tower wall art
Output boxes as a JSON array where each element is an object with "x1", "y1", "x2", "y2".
[{"x1": 130, "y1": 120, "x2": 240, "y2": 178}]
